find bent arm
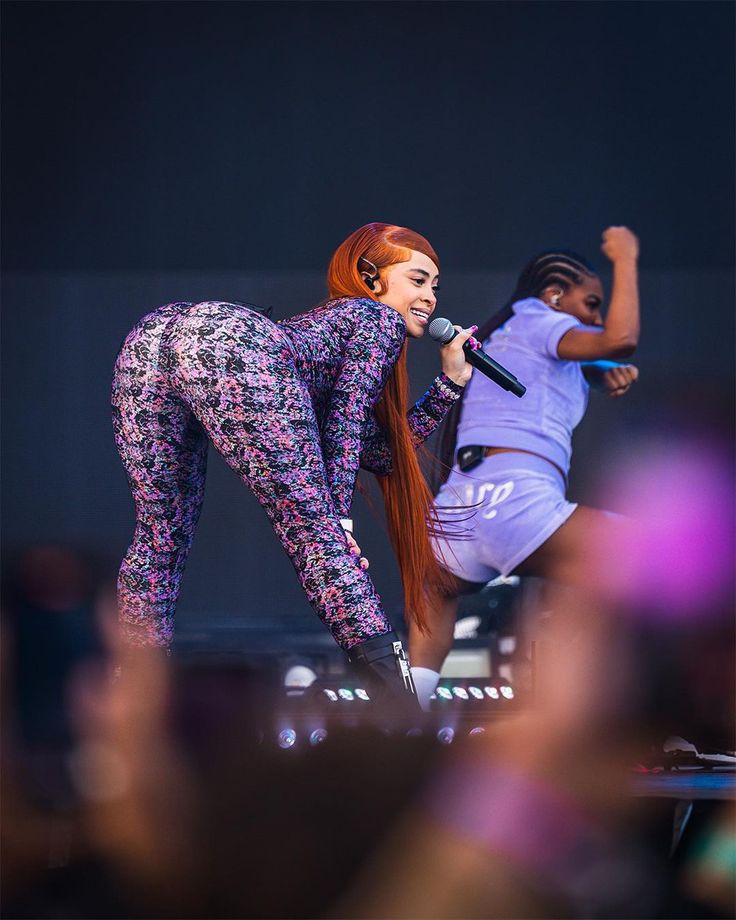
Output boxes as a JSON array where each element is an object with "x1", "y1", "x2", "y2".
[
  {"x1": 582, "y1": 360, "x2": 639, "y2": 397},
  {"x1": 360, "y1": 374, "x2": 464, "y2": 475},
  {"x1": 558, "y1": 228, "x2": 640, "y2": 361}
]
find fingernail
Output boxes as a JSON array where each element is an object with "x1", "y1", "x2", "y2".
[
  {"x1": 471, "y1": 324, "x2": 478, "y2": 331},
  {"x1": 360, "y1": 560, "x2": 369, "y2": 569},
  {"x1": 349, "y1": 546, "x2": 359, "y2": 555}
]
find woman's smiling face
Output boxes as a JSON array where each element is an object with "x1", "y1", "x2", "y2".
[{"x1": 377, "y1": 250, "x2": 439, "y2": 337}]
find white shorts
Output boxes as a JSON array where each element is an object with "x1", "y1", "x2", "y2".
[{"x1": 431, "y1": 452, "x2": 577, "y2": 584}]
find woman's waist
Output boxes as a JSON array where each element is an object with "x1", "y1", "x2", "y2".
[
  {"x1": 456, "y1": 427, "x2": 571, "y2": 477},
  {"x1": 460, "y1": 446, "x2": 566, "y2": 481},
  {"x1": 162, "y1": 300, "x2": 283, "y2": 341}
]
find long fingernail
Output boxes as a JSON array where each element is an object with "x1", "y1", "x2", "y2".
[{"x1": 471, "y1": 324, "x2": 478, "y2": 331}]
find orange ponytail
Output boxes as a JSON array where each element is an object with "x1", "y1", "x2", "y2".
[{"x1": 326, "y1": 223, "x2": 453, "y2": 632}]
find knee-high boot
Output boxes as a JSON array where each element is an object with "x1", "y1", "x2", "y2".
[{"x1": 348, "y1": 631, "x2": 419, "y2": 712}]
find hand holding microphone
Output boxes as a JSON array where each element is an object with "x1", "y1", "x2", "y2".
[
  {"x1": 435, "y1": 323, "x2": 478, "y2": 386},
  {"x1": 429, "y1": 317, "x2": 527, "y2": 397}
]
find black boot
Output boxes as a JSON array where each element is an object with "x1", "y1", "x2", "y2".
[{"x1": 348, "y1": 631, "x2": 419, "y2": 713}]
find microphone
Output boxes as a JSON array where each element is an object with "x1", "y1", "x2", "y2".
[{"x1": 428, "y1": 317, "x2": 526, "y2": 398}]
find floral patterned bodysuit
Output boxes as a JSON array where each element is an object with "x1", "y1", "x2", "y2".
[{"x1": 111, "y1": 298, "x2": 462, "y2": 649}]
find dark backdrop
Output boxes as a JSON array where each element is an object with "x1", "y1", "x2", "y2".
[{"x1": 2, "y1": 1, "x2": 734, "y2": 641}]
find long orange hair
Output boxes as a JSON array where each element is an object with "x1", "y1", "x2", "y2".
[{"x1": 326, "y1": 223, "x2": 453, "y2": 633}]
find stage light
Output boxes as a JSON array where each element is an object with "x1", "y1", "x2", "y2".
[
  {"x1": 309, "y1": 729, "x2": 328, "y2": 746},
  {"x1": 354, "y1": 688, "x2": 370, "y2": 701},
  {"x1": 322, "y1": 689, "x2": 338, "y2": 702},
  {"x1": 469, "y1": 726, "x2": 486, "y2": 736},
  {"x1": 430, "y1": 682, "x2": 519, "y2": 709},
  {"x1": 437, "y1": 727, "x2": 455, "y2": 745},
  {"x1": 406, "y1": 727, "x2": 423, "y2": 738},
  {"x1": 338, "y1": 688, "x2": 355, "y2": 701},
  {"x1": 284, "y1": 665, "x2": 317, "y2": 689},
  {"x1": 278, "y1": 729, "x2": 297, "y2": 749}
]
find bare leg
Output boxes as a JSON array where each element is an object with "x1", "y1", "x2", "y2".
[
  {"x1": 409, "y1": 592, "x2": 459, "y2": 672},
  {"x1": 515, "y1": 505, "x2": 621, "y2": 584},
  {"x1": 411, "y1": 506, "x2": 621, "y2": 686},
  {"x1": 409, "y1": 573, "x2": 487, "y2": 709}
]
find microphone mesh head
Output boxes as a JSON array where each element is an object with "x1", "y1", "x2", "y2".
[{"x1": 428, "y1": 316, "x2": 455, "y2": 344}]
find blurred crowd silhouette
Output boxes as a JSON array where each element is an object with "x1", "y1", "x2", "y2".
[{"x1": 2, "y1": 432, "x2": 734, "y2": 919}]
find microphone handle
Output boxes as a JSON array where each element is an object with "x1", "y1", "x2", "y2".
[{"x1": 462, "y1": 342, "x2": 526, "y2": 398}]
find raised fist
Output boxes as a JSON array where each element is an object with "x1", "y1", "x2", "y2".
[
  {"x1": 603, "y1": 363, "x2": 639, "y2": 398},
  {"x1": 601, "y1": 226, "x2": 639, "y2": 263}
]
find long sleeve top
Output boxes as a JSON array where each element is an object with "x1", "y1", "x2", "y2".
[
  {"x1": 359, "y1": 375, "x2": 464, "y2": 474},
  {"x1": 278, "y1": 297, "x2": 462, "y2": 517}
]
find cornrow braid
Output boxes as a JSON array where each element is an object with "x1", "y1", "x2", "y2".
[
  {"x1": 434, "y1": 250, "x2": 597, "y2": 489},
  {"x1": 514, "y1": 251, "x2": 595, "y2": 303}
]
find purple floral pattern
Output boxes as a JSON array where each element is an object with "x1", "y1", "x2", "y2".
[
  {"x1": 111, "y1": 298, "x2": 459, "y2": 649},
  {"x1": 359, "y1": 374, "x2": 465, "y2": 473}
]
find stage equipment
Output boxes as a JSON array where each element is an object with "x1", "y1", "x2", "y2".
[{"x1": 277, "y1": 728, "x2": 297, "y2": 749}]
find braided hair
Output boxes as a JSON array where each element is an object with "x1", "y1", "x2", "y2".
[{"x1": 434, "y1": 250, "x2": 597, "y2": 487}]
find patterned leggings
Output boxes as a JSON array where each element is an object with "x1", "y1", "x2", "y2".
[{"x1": 111, "y1": 302, "x2": 392, "y2": 649}]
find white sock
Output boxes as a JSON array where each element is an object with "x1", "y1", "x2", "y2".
[{"x1": 411, "y1": 667, "x2": 441, "y2": 711}]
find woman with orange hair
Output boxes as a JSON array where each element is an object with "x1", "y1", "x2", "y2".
[{"x1": 111, "y1": 223, "x2": 475, "y2": 706}]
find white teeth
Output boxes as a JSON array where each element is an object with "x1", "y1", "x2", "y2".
[{"x1": 410, "y1": 309, "x2": 429, "y2": 318}]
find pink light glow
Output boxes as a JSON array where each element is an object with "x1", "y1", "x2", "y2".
[{"x1": 596, "y1": 442, "x2": 734, "y2": 619}]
